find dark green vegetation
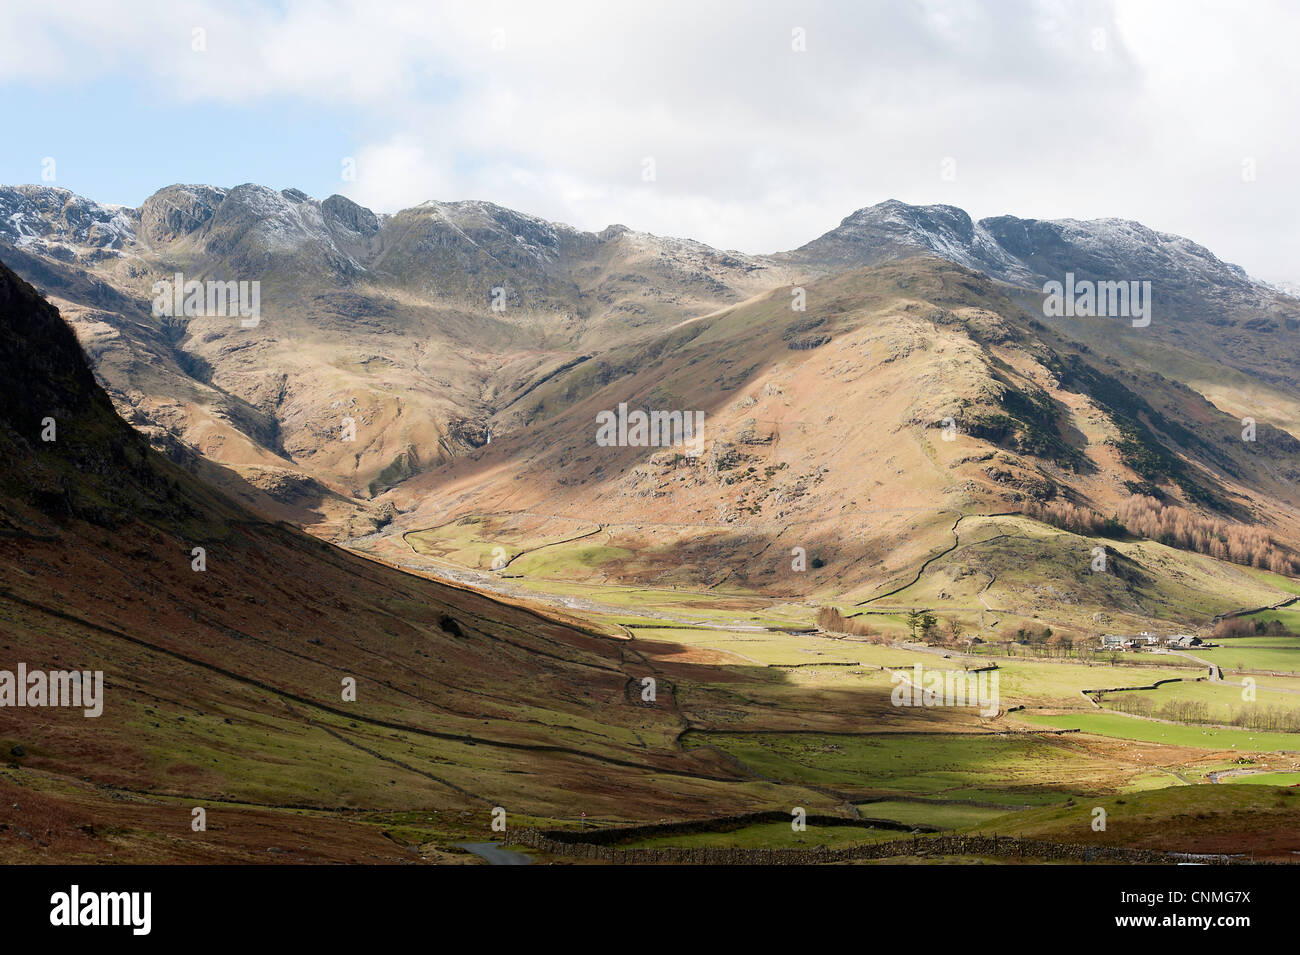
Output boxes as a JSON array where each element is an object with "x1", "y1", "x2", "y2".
[{"x1": 1046, "y1": 352, "x2": 1236, "y2": 512}]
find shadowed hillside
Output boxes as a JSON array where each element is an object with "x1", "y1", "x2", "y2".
[{"x1": 0, "y1": 258, "x2": 806, "y2": 862}]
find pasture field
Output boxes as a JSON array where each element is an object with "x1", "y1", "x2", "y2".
[
  {"x1": 1017, "y1": 711, "x2": 1300, "y2": 751},
  {"x1": 964, "y1": 784, "x2": 1300, "y2": 857},
  {"x1": 682, "y1": 730, "x2": 1138, "y2": 798},
  {"x1": 1240, "y1": 607, "x2": 1300, "y2": 631},
  {"x1": 623, "y1": 821, "x2": 905, "y2": 850},
  {"x1": 533, "y1": 582, "x2": 814, "y2": 628},
  {"x1": 855, "y1": 799, "x2": 1021, "y2": 829},
  {"x1": 627, "y1": 626, "x2": 933, "y2": 668},
  {"x1": 404, "y1": 521, "x2": 524, "y2": 570},
  {"x1": 989, "y1": 658, "x2": 1192, "y2": 705},
  {"x1": 511, "y1": 543, "x2": 637, "y2": 578},
  {"x1": 1198, "y1": 643, "x2": 1300, "y2": 674},
  {"x1": 1098, "y1": 677, "x2": 1300, "y2": 725},
  {"x1": 1243, "y1": 568, "x2": 1300, "y2": 596},
  {"x1": 1219, "y1": 771, "x2": 1300, "y2": 785},
  {"x1": 365, "y1": 515, "x2": 1300, "y2": 861},
  {"x1": 857, "y1": 514, "x2": 1290, "y2": 633},
  {"x1": 1206, "y1": 635, "x2": 1300, "y2": 647}
]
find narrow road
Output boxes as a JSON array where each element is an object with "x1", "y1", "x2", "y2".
[
  {"x1": 1159, "y1": 649, "x2": 1223, "y2": 681},
  {"x1": 457, "y1": 842, "x2": 534, "y2": 865},
  {"x1": 1159, "y1": 649, "x2": 1300, "y2": 693}
]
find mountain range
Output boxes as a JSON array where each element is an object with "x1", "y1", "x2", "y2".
[
  {"x1": 2, "y1": 182, "x2": 1299, "y2": 638},
  {"x1": 5, "y1": 182, "x2": 1300, "y2": 862},
  {"x1": 0, "y1": 256, "x2": 793, "y2": 861}
]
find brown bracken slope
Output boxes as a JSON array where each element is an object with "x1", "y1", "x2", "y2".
[{"x1": 0, "y1": 258, "x2": 800, "y2": 863}]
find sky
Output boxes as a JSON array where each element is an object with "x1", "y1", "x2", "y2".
[{"x1": 1, "y1": 0, "x2": 1297, "y2": 283}]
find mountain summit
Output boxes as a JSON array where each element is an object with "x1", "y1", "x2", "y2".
[
  {"x1": 790, "y1": 199, "x2": 1272, "y2": 308},
  {"x1": 1, "y1": 183, "x2": 1297, "y2": 581}
]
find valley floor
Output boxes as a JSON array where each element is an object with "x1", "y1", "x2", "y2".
[{"x1": 6, "y1": 507, "x2": 1300, "y2": 864}]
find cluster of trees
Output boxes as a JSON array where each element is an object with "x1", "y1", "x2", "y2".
[
  {"x1": 902, "y1": 611, "x2": 972, "y2": 646},
  {"x1": 1023, "y1": 500, "x2": 1123, "y2": 537},
  {"x1": 1025, "y1": 495, "x2": 1296, "y2": 574},
  {"x1": 1115, "y1": 496, "x2": 1291, "y2": 571},
  {"x1": 1106, "y1": 694, "x2": 1300, "y2": 733},
  {"x1": 901, "y1": 614, "x2": 1073, "y2": 651},
  {"x1": 1012, "y1": 625, "x2": 1056, "y2": 645},
  {"x1": 1212, "y1": 616, "x2": 1294, "y2": 639},
  {"x1": 1104, "y1": 694, "x2": 1206, "y2": 722},
  {"x1": 905, "y1": 609, "x2": 938, "y2": 641},
  {"x1": 1228, "y1": 704, "x2": 1300, "y2": 733},
  {"x1": 998, "y1": 628, "x2": 1102, "y2": 660},
  {"x1": 815, "y1": 606, "x2": 877, "y2": 638},
  {"x1": 1153, "y1": 699, "x2": 1210, "y2": 724},
  {"x1": 897, "y1": 615, "x2": 1088, "y2": 654}
]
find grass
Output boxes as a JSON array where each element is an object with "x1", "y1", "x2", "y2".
[
  {"x1": 856, "y1": 799, "x2": 1021, "y2": 829},
  {"x1": 533, "y1": 583, "x2": 814, "y2": 628},
  {"x1": 962, "y1": 782, "x2": 1300, "y2": 856},
  {"x1": 1018, "y1": 711, "x2": 1300, "y2": 751},
  {"x1": 1243, "y1": 567, "x2": 1300, "y2": 596},
  {"x1": 623, "y1": 821, "x2": 905, "y2": 850},
  {"x1": 511, "y1": 544, "x2": 635, "y2": 577},
  {"x1": 1219, "y1": 772, "x2": 1300, "y2": 786},
  {"x1": 684, "y1": 731, "x2": 1124, "y2": 797},
  {"x1": 1098, "y1": 677, "x2": 1300, "y2": 724},
  {"x1": 1199, "y1": 644, "x2": 1300, "y2": 674},
  {"x1": 1240, "y1": 607, "x2": 1300, "y2": 631},
  {"x1": 628, "y1": 626, "x2": 931, "y2": 667},
  {"x1": 861, "y1": 513, "x2": 1291, "y2": 631},
  {"x1": 989, "y1": 657, "x2": 1191, "y2": 705}
]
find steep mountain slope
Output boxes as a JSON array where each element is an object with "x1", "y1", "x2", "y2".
[
  {"x1": 789, "y1": 201, "x2": 1300, "y2": 430},
  {"x1": 5, "y1": 184, "x2": 1296, "y2": 509},
  {"x1": 370, "y1": 257, "x2": 1300, "y2": 634},
  {"x1": 0, "y1": 184, "x2": 791, "y2": 533},
  {"x1": 0, "y1": 259, "x2": 791, "y2": 862},
  {"x1": 2, "y1": 183, "x2": 1297, "y2": 640}
]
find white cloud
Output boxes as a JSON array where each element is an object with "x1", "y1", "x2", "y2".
[
  {"x1": 347, "y1": 136, "x2": 456, "y2": 214},
  {"x1": 3, "y1": 0, "x2": 1298, "y2": 280}
]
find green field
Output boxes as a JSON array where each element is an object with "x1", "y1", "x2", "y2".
[
  {"x1": 623, "y1": 821, "x2": 905, "y2": 850},
  {"x1": 1243, "y1": 569, "x2": 1300, "y2": 596},
  {"x1": 1199, "y1": 642, "x2": 1300, "y2": 674},
  {"x1": 1019, "y1": 711, "x2": 1300, "y2": 751},
  {"x1": 684, "y1": 730, "x2": 1138, "y2": 798},
  {"x1": 1242, "y1": 607, "x2": 1300, "y2": 631},
  {"x1": 856, "y1": 799, "x2": 1021, "y2": 829},
  {"x1": 1219, "y1": 772, "x2": 1300, "y2": 785},
  {"x1": 860, "y1": 514, "x2": 1291, "y2": 631},
  {"x1": 391, "y1": 510, "x2": 1300, "y2": 860},
  {"x1": 1100, "y1": 677, "x2": 1300, "y2": 726},
  {"x1": 991, "y1": 658, "x2": 1192, "y2": 705}
]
